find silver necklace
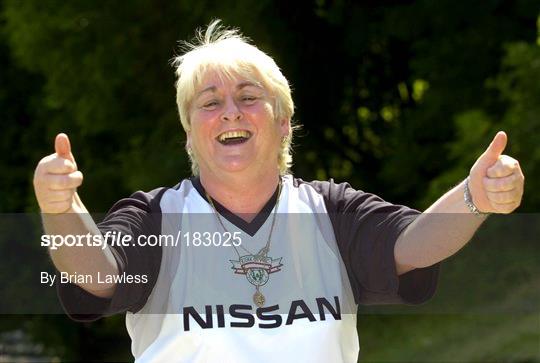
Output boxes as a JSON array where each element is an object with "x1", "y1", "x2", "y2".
[{"x1": 204, "y1": 179, "x2": 283, "y2": 307}]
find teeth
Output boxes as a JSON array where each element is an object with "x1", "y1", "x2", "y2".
[{"x1": 218, "y1": 130, "x2": 251, "y2": 142}]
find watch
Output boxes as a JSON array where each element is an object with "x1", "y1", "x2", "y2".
[{"x1": 464, "y1": 177, "x2": 490, "y2": 216}]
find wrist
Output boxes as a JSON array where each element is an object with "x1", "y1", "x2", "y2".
[
  {"x1": 69, "y1": 193, "x2": 87, "y2": 214},
  {"x1": 464, "y1": 177, "x2": 490, "y2": 216}
]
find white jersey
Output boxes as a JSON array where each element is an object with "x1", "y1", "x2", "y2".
[{"x1": 58, "y1": 175, "x2": 439, "y2": 362}]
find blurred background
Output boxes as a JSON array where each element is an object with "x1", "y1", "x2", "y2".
[{"x1": 0, "y1": 0, "x2": 539, "y2": 361}]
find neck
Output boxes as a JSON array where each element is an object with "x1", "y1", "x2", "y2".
[{"x1": 199, "y1": 168, "x2": 281, "y2": 219}]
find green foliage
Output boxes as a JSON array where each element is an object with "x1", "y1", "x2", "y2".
[
  {"x1": 425, "y1": 38, "x2": 540, "y2": 211},
  {"x1": 3, "y1": 0, "x2": 200, "y2": 211},
  {"x1": 0, "y1": 22, "x2": 47, "y2": 213},
  {"x1": 421, "y1": 110, "x2": 494, "y2": 208}
]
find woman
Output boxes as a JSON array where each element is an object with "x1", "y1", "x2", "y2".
[{"x1": 33, "y1": 20, "x2": 524, "y2": 362}]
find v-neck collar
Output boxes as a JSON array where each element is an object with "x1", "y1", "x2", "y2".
[{"x1": 190, "y1": 176, "x2": 280, "y2": 237}]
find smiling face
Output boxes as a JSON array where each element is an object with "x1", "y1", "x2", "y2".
[{"x1": 187, "y1": 70, "x2": 289, "y2": 178}]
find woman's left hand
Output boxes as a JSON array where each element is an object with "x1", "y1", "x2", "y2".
[{"x1": 468, "y1": 131, "x2": 525, "y2": 214}]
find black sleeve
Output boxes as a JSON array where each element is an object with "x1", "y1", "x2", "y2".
[
  {"x1": 56, "y1": 188, "x2": 166, "y2": 322},
  {"x1": 304, "y1": 179, "x2": 440, "y2": 305}
]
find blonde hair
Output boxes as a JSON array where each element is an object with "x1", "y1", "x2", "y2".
[{"x1": 171, "y1": 20, "x2": 295, "y2": 175}]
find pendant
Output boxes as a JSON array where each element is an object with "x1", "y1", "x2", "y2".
[
  {"x1": 230, "y1": 254, "x2": 283, "y2": 308},
  {"x1": 253, "y1": 289, "x2": 265, "y2": 307}
]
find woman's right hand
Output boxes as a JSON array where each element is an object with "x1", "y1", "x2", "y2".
[{"x1": 33, "y1": 133, "x2": 83, "y2": 214}]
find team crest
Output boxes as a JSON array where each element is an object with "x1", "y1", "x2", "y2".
[{"x1": 230, "y1": 254, "x2": 283, "y2": 288}]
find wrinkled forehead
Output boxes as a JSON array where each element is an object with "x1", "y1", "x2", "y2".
[{"x1": 191, "y1": 63, "x2": 268, "y2": 98}]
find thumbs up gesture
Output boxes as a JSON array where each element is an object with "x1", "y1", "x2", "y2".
[
  {"x1": 33, "y1": 133, "x2": 84, "y2": 214},
  {"x1": 468, "y1": 131, "x2": 525, "y2": 214}
]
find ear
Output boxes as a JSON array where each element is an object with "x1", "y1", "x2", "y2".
[{"x1": 279, "y1": 118, "x2": 290, "y2": 138}]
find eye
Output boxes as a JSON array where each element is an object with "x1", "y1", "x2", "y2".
[
  {"x1": 240, "y1": 95, "x2": 258, "y2": 105},
  {"x1": 202, "y1": 100, "x2": 219, "y2": 110}
]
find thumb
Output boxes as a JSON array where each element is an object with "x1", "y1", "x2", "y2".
[
  {"x1": 54, "y1": 133, "x2": 76, "y2": 164},
  {"x1": 479, "y1": 131, "x2": 507, "y2": 165}
]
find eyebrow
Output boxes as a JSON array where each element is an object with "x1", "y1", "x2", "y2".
[
  {"x1": 195, "y1": 85, "x2": 217, "y2": 98},
  {"x1": 237, "y1": 81, "x2": 263, "y2": 90}
]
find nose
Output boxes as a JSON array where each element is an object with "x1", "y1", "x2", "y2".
[{"x1": 220, "y1": 98, "x2": 242, "y2": 122}]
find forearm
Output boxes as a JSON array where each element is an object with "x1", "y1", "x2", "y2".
[
  {"x1": 43, "y1": 193, "x2": 118, "y2": 297},
  {"x1": 394, "y1": 179, "x2": 488, "y2": 275}
]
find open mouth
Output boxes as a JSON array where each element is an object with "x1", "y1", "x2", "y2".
[{"x1": 216, "y1": 130, "x2": 252, "y2": 145}]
